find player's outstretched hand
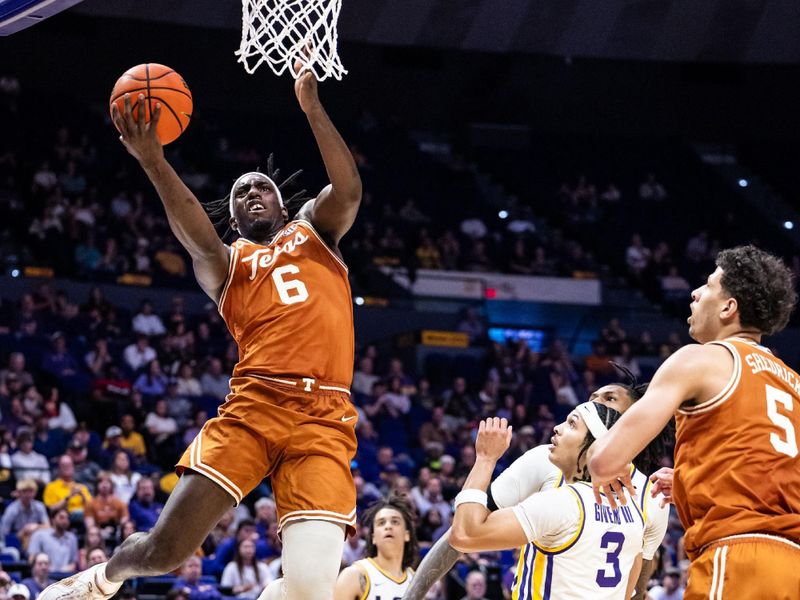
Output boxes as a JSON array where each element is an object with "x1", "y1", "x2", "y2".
[
  {"x1": 293, "y1": 51, "x2": 321, "y2": 114},
  {"x1": 649, "y1": 467, "x2": 674, "y2": 508},
  {"x1": 592, "y1": 468, "x2": 636, "y2": 510},
  {"x1": 111, "y1": 93, "x2": 163, "y2": 169},
  {"x1": 475, "y1": 417, "x2": 512, "y2": 461}
]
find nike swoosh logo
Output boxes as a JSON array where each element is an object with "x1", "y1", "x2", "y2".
[{"x1": 341, "y1": 415, "x2": 356, "y2": 422}]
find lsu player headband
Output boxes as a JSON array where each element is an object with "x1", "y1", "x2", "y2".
[
  {"x1": 575, "y1": 401, "x2": 609, "y2": 440},
  {"x1": 229, "y1": 171, "x2": 284, "y2": 217}
]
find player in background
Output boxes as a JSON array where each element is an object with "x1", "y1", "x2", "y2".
[
  {"x1": 403, "y1": 368, "x2": 673, "y2": 600},
  {"x1": 334, "y1": 496, "x2": 418, "y2": 600},
  {"x1": 41, "y1": 63, "x2": 362, "y2": 600},
  {"x1": 590, "y1": 245, "x2": 800, "y2": 599},
  {"x1": 450, "y1": 410, "x2": 648, "y2": 600}
]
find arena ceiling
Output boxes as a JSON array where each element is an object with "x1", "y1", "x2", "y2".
[{"x1": 72, "y1": 0, "x2": 800, "y2": 64}]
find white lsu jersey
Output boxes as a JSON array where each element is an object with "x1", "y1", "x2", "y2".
[
  {"x1": 355, "y1": 558, "x2": 414, "y2": 600},
  {"x1": 492, "y1": 446, "x2": 669, "y2": 599},
  {"x1": 511, "y1": 478, "x2": 645, "y2": 600}
]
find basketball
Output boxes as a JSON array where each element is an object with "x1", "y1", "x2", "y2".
[{"x1": 109, "y1": 63, "x2": 192, "y2": 145}]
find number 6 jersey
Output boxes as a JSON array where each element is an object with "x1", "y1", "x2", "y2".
[
  {"x1": 219, "y1": 219, "x2": 354, "y2": 387},
  {"x1": 674, "y1": 337, "x2": 800, "y2": 560},
  {"x1": 511, "y1": 478, "x2": 644, "y2": 600}
]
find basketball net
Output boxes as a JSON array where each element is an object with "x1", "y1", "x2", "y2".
[{"x1": 237, "y1": 0, "x2": 347, "y2": 81}]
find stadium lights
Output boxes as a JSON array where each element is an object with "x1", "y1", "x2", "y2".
[
  {"x1": 738, "y1": 179, "x2": 749, "y2": 188},
  {"x1": 10, "y1": 268, "x2": 20, "y2": 278},
  {"x1": 498, "y1": 210, "x2": 509, "y2": 219},
  {"x1": 784, "y1": 221, "x2": 794, "y2": 230},
  {"x1": 354, "y1": 296, "x2": 365, "y2": 306}
]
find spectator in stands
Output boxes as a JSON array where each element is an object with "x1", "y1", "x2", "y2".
[
  {"x1": 461, "y1": 570, "x2": 489, "y2": 600},
  {"x1": 43, "y1": 454, "x2": 92, "y2": 519},
  {"x1": 84, "y1": 338, "x2": 114, "y2": 377},
  {"x1": 418, "y1": 406, "x2": 453, "y2": 452},
  {"x1": 416, "y1": 507, "x2": 447, "y2": 549},
  {"x1": 199, "y1": 358, "x2": 230, "y2": 401},
  {"x1": 415, "y1": 229, "x2": 443, "y2": 270},
  {"x1": 65, "y1": 439, "x2": 100, "y2": 485},
  {"x1": 613, "y1": 342, "x2": 642, "y2": 379},
  {"x1": 41, "y1": 332, "x2": 79, "y2": 381},
  {"x1": 0, "y1": 479, "x2": 48, "y2": 549},
  {"x1": 108, "y1": 449, "x2": 141, "y2": 505},
  {"x1": 133, "y1": 360, "x2": 168, "y2": 398},
  {"x1": 85, "y1": 471, "x2": 128, "y2": 532},
  {"x1": 648, "y1": 567, "x2": 684, "y2": 600},
  {"x1": 128, "y1": 477, "x2": 163, "y2": 532},
  {"x1": 131, "y1": 300, "x2": 166, "y2": 337},
  {"x1": 661, "y1": 265, "x2": 691, "y2": 303},
  {"x1": 412, "y1": 477, "x2": 452, "y2": 526},
  {"x1": 123, "y1": 334, "x2": 158, "y2": 374},
  {"x1": 220, "y1": 538, "x2": 273, "y2": 599},
  {"x1": 638, "y1": 172, "x2": 667, "y2": 201},
  {"x1": 442, "y1": 377, "x2": 478, "y2": 422},
  {"x1": 253, "y1": 497, "x2": 276, "y2": 540},
  {"x1": 584, "y1": 342, "x2": 616, "y2": 379},
  {"x1": 0, "y1": 352, "x2": 34, "y2": 388},
  {"x1": 83, "y1": 546, "x2": 109, "y2": 570},
  {"x1": 27, "y1": 508, "x2": 78, "y2": 572},
  {"x1": 507, "y1": 238, "x2": 533, "y2": 275},
  {"x1": 599, "y1": 318, "x2": 626, "y2": 354},
  {"x1": 438, "y1": 230, "x2": 461, "y2": 270},
  {"x1": 351, "y1": 356, "x2": 378, "y2": 398},
  {"x1": 10, "y1": 429, "x2": 50, "y2": 484},
  {"x1": 625, "y1": 233, "x2": 651, "y2": 281},
  {"x1": 464, "y1": 239, "x2": 492, "y2": 272},
  {"x1": 21, "y1": 553, "x2": 54, "y2": 598},
  {"x1": 456, "y1": 308, "x2": 486, "y2": 344},
  {"x1": 685, "y1": 230, "x2": 710, "y2": 263},
  {"x1": 341, "y1": 528, "x2": 366, "y2": 566},
  {"x1": 144, "y1": 398, "x2": 178, "y2": 465},
  {"x1": 171, "y1": 556, "x2": 222, "y2": 600},
  {"x1": 77, "y1": 525, "x2": 106, "y2": 570},
  {"x1": 118, "y1": 415, "x2": 147, "y2": 460},
  {"x1": 354, "y1": 474, "x2": 381, "y2": 512}
]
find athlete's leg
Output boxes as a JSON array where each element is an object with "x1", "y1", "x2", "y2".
[
  {"x1": 107, "y1": 471, "x2": 234, "y2": 580},
  {"x1": 259, "y1": 520, "x2": 345, "y2": 600}
]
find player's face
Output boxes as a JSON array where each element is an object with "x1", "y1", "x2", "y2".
[
  {"x1": 688, "y1": 267, "x2": 730, "y2": 343},
  {"x1": 230, "y1": 174, "x2": 287, "y2": 241},
  {"x1": 371, "y1": 507, "x2": 409, "y2": 553},
  {"x1": 548, "y1": 410, "x2": 590, "y2": 473},
  {"x1": 589, "y1": 385, "x2": 634, "y2": 413}
]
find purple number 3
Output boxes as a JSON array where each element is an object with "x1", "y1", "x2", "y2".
[{"x1": 596, "y1": 531, "x2": 625, "y2": 587}]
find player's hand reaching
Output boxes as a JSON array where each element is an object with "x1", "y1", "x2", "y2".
[
  {"x1": 475, "y1": 417, "x2": 513, "y2": 462},
  {"x1": 293, "y1": 52, "x2": 321, "y2": 114},
  {"x1": 111, "y1": 93, "x2": 164, "y2": 169},
  {"x1": 592, "y1": 468, "x2": 636, "y2": 510},
  {"x1": 649, "y1": 467, "x2": 674, "y2": 508}
]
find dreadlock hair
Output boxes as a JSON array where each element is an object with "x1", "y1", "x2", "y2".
[
  {"x1": 202, "y1": 154, "x2": 313, "y2": 241},
  {"x1": 607, "y1": 361, "x2": 675, "y2": 476},
  {"x1": 362, "y1": 495, "x2": 419, "y2": 571},
  {"x1": 575, "y1": 403, "x2": 622, "y2": 482}
]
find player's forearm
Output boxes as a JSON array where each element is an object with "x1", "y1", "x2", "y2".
[
  {"x1": 304, "y1": 105, "x2": 362, "y2": 203},
  {"x1": 141, "y1": 157, "x2": 224, "y2": 258},
  {"x1": 402, "y1": 530, "x2": 462, "y2": 600},
  {"x1": 451, "y1": 457, "x2": 496, "y2": 546},
  {"x1": 462, "y1": 456, "x2": 496, "y2": 492},
  {"x1": 632, "y1": 558, "x2": 657, "y2": 600}
]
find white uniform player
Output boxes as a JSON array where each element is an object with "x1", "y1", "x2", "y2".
[
  {"x1": 491, "y1": 445, "x2": 669, "y2": 599},
  {"x1": 353, "y1": 558, "x2": 414, "y2": 600}
]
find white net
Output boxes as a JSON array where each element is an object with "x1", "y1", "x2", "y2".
[{"x1": 237, "y1": 0, "x2": 347, "y2": 81}]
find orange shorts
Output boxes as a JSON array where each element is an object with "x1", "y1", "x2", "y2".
[
  {"x1": 177, "y1": 375, "x2": 358, "y2": 534},
  {"x1": 685, "y1": 534, "x2": 800, "y2": 600}
]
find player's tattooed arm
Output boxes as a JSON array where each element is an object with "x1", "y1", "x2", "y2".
[
  {"x1": 632, "y1": 558, "x2": 658, "y2": 600},
  {"x1": 333, "y1": 564, "x2": 366, "y2": 600},
  {"x1": 402, "y1": 530, "x2": 462, "y2": 600}
]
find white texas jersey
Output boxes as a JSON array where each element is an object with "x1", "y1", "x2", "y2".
[
  {"x1": 494, "y1": 447, "x2": 669, "y2": 599},
  {"x1": 511, "y1": 479, "x2": 645, "y2": 600},
  {"x1": 355, "y1": 558, "x2": 414, "y2": 600}
]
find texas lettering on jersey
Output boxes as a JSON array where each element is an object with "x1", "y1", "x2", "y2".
[{"x1": 240, "y1": 227, "x2": 310, "y2": 280}]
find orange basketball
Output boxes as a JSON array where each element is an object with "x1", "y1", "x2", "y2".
[{"x1": 110, "y1": 63, "x2": 192, "y2": 145}]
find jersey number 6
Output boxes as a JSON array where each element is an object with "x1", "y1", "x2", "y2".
[{"x1": 272, "y1": 265, "x2": 309, "y2": 305}]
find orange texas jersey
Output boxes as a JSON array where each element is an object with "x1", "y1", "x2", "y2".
[
  {"x1": 673, "y1": 337, "x2": 800, "y2": 558},
  {"x1": 218, "y1": 219, "x2": 354, "y2": 387}
]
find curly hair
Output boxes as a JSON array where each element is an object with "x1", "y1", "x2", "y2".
[
  {"x1": 608, "y1": 362, "x2": 674, "y2": 475},
  {"x1": 576, "y1": 403, "x2": 622, "y2": 482},
  {"x1": 716, "y1": 245, "x2": 797, "y2": 336},
  {"x1": 362, "y1": 495, "x2": 419, "y2": 571}
]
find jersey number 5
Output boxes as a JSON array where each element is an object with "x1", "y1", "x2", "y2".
[
  {"x1": 272, "y1": 265, "x2": 309, "y2": 305},
  {"x1": 766, "y1": 384, "x2": 798, "y2": 458}
]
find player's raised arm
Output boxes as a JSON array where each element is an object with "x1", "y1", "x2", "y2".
[
  {"x1": 588, "y1": 344, "x2": 730, "y2": 491},
  {"x1": 293, "y1": 64, "x2": 362, "y2": 245},
  {"x1": 111, "y1": 94, "x2": 229, "y2": 302}
]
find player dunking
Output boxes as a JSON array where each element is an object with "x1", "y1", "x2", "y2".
[
  {"x1": 41, "y1": 67, "x2": 362, "y2": 600},
  {"x1": 590, "y1": 245, "x2": 800, "y2": 599},
  {"x1": 334, "y1": 496, "x2": 418, "y2": 600}
]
